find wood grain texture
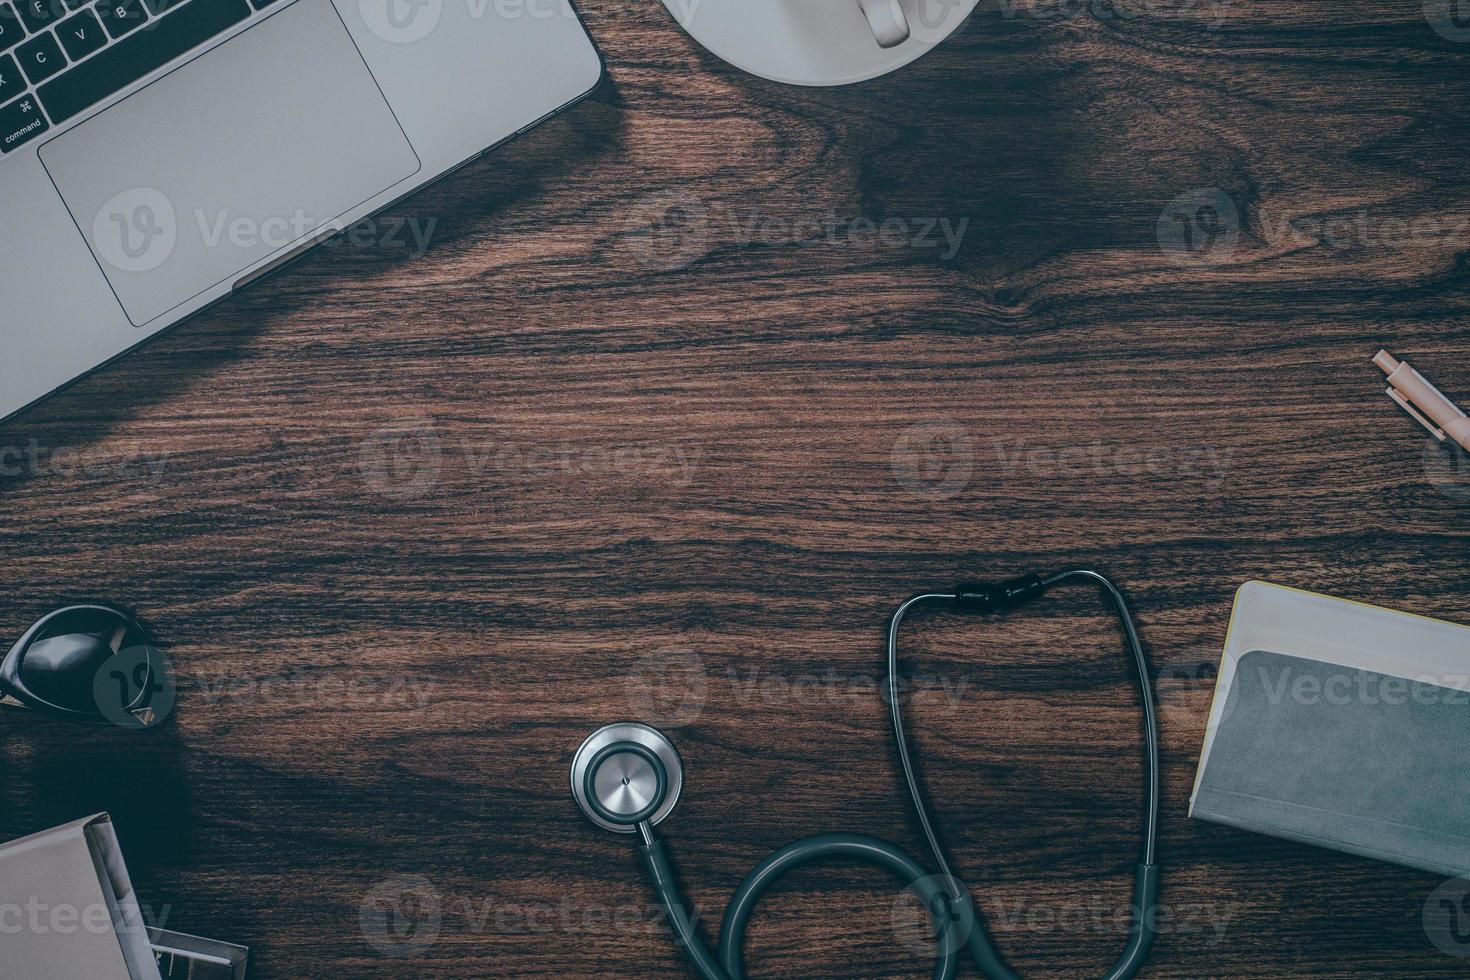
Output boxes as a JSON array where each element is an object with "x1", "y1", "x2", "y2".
[{"x1": 4, "y1": 0, "x2": 1470, "y2": 975}]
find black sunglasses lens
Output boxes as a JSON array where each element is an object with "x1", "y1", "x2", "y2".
[{"x1": 18, "y1": 607, "x2": 153, "y2": 717}]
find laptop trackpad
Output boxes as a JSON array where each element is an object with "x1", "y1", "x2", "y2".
[{"x1": 40, "y1": 0, "x2": 420, "y2": 327}]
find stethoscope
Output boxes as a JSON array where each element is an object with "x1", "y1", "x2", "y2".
[{"x1": 572, "y1": 570, "x2": 1161, "y2": 980}]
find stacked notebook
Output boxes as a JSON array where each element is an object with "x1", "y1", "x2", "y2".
[
  {"x1": 1190, "y1": 582, "x2": 1470, "y2": 877},
  {"x1": 0, "y1": 813, "x2": 247, "y2": 979}
]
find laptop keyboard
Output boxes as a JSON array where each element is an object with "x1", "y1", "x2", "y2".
[{"x1": 0, "y1": 0, "x2": 265, "y2": 154}]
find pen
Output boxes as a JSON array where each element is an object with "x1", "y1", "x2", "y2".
[{"x1": 1374, "y1": 350, "x2": 1470, "y2": 452}]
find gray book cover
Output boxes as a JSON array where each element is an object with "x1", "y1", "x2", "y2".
[
  {"x1": 0, "y1": 813, "x2": 162, "y2": 980},
  {"x1": 1190, "y1": 583, "x2": 1470, "y2": 878}
]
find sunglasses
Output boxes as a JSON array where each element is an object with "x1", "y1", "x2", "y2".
[{"x1": 0, "y1": 604, "x2": 173, "y2": 729}]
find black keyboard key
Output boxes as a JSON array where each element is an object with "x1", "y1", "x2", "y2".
[
  {"x1": 16, "y1": 31, "x2": 65, "y2": 83},
  {"x1": 0, "y1": 93, "x2": 48, "y2": 152},
  {"x1": 0, "y1": 4, "x2": 23, "y2": 54},
  {"x1": 142, "y1": 0, "x2": 178, "y2": 15},
  {"x1": 57, "y1": 7, "x2": 105, "y2": 58},
  {"x1": 248, "y1": 0, "x2": 272, "y2": 9},
  {"x1": 16, "y1": 0, "x2": 64, "y2": 31},
  {"x1": 38, "y1": 0, "x2": 248, "y2": 122},
  {"x1": 62, "y1": 0, "x2": 86, "y2": 9},
  {"x1": 0, "y1": 53, "x2": 21, "y2": 101},
  {"x1": 95, "y1": 0, "x2": 146, "y2": 37}
]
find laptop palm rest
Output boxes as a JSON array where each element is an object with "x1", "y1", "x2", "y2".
[{"x1": 39, "y1": 0, "x2": 421, "y2": 327}]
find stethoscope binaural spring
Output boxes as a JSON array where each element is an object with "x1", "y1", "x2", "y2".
[{"x1": 571, "y1": 569, "x2": 1162, "y2": 980}]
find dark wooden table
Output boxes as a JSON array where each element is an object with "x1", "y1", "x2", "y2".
[{"x1": 4, "y1": 0, "x2": 1470, "y2": 975}]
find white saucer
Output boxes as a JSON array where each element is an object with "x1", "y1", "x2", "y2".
[{"x1": 658, "y1": 0, "x2": 981, "y2": 87}]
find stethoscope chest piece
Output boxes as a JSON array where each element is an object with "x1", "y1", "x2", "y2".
[{"x1": 572, "y1": 723, "x2": 684, "y2": 834}]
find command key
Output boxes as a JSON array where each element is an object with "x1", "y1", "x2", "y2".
[{"x1": 0, "y1": 93, "x2": 47, "y2": 153}]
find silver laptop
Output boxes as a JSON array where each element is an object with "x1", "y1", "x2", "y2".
[{"x1": 0, "y1": 0, "x2": 602, "y2": 421}]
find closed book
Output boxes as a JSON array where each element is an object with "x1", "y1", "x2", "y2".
[
  {"x1": 1190, "y1": 582, "x2": 1470, "y2": 877},
  {"x1": 0, "y1": 813, "x2": 162, "y2": 980}
]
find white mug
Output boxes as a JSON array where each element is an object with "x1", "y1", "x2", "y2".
[{"x1": 857, "y1": 0, "x2": 911, "y2": 47}]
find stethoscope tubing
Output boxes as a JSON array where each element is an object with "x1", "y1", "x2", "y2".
[{"x1": 630, "y1": 569, "x2": 1163, "y2": 980}]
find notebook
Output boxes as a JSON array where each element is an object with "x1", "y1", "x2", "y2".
[
  {"x1": 0, "y1": 813, "x2": 161, "y2": 980},
  {"x1": 1189, "y1": 582, "x2": 1470, "y2": 878}
]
